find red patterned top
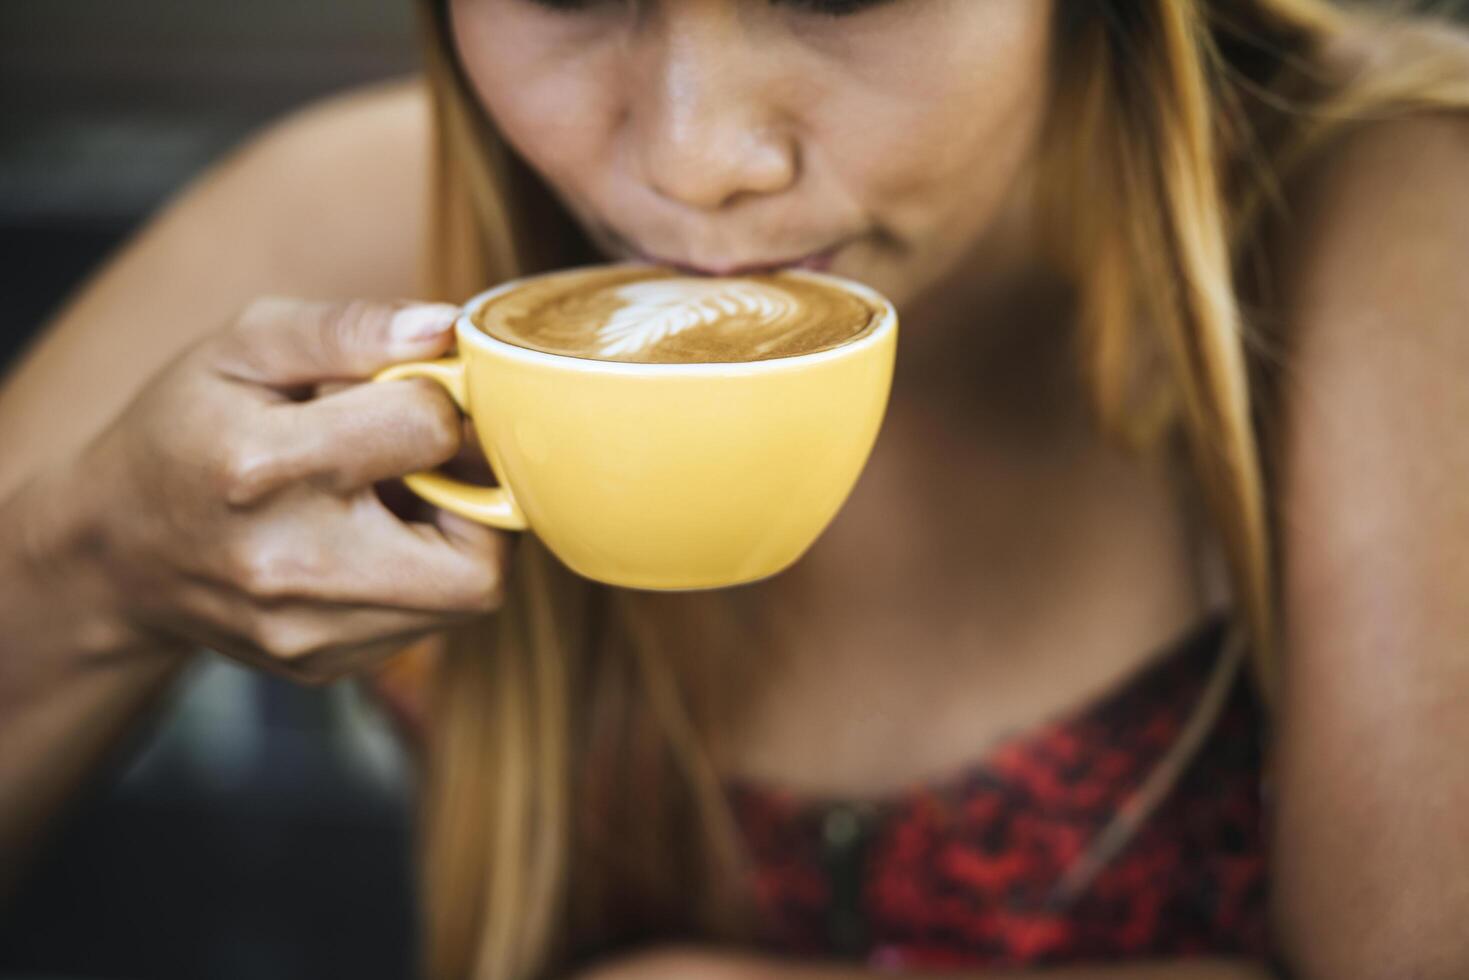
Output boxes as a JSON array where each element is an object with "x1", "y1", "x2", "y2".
[{"x1": 725, "y1": 611, "x2": 1271, "y2": 971}]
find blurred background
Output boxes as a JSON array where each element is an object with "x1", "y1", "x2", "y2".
[
  {"x1": 0, "y1": 0, "x2": 418, "y2": 368},
  {"x1": 2, "y1": 2, "x2": 421, "y2": 979}
]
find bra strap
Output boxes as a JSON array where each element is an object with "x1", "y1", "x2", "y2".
[{"x1": 1045, "y1": 593, "x2": 1251, "y2": 907}]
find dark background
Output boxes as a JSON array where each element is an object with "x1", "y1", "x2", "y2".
[
  {"x1": 1, "y1": 3, "x2": 421, "y2": 979},
  {"x1": 0, "y1": 0, "x2": 418, "y2": 371}
]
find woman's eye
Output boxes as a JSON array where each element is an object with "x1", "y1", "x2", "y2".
[
  {"x1": 778, "y1": 0, "x2": 894, "y2": 15},
  {"x1": 519, "y1": 0, "x2": 894, "y2": 16},
  {"x1": 517, "y1": 0, "x2": 610, "y2": 12}
]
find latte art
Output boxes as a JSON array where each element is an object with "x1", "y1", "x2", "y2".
[
  {"x1": 473, "y1": 264, "x2": 880, "y2": 365},
  {"x1": 597, "y1": 279, "x2": 804, "y2": 359}
]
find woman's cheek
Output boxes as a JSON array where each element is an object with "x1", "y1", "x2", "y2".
[
  {"x1": 497, "y1": 75, "x2": 613, "y2": 174},
  {"x1": 460, "y1": 40, "x2": 620, "y2": 192},
  {"x1": 452, "y1": 2, "x2": 622, "y2": 165}
]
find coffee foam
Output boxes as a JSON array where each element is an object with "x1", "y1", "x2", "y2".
[{"x1": 473, "y1": 265, "x2": 880, "y2": 364}]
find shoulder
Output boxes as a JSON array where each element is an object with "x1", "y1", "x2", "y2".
[
  {"x1": 1263, "y1": 39, "x2": 1469, "y2": 979},
  {"x1": 1268, "y1": 18, "x2": 1469, "y2": 462},
  {"x1": 1245, "y1": 17, "x2": 1469, "y2": 359},
  {"x1": 1268, "y1": 13, "x2": 1469, "y2": 519},
  {"x1": 1280, "y1": 11, "x2": 1469, "y2": 255},
  {"x1": 165, "y1": 74, "x2": 433, "y2": 301},
  {"x1": 239, "y1": 73, "x2": 430, "y2": 179},
  {"x1": 1273, "y1": 108, "x2": 1469, "y2": 357},
  {"x1": 0, "y1": 77, "x2": 436, "y2": 485}
]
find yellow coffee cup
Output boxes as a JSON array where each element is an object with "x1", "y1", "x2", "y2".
[{"x1": 371, "y1": 265, "x2": 898, "y2": 591}]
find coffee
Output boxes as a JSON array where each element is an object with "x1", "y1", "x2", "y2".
[{"x1": 472, "y1": 264, "x2": 880, "y2": 365}]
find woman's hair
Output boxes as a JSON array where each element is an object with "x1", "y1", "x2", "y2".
[{"x1": 407, "y1": 2, "x2": 1469, "y2": 977}]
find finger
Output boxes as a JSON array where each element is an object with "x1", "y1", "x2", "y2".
[
  {"x1": 293, "y1": 632, "x2": 459, "y2": 686},
  {"x1": 209, "y1": 297, "x2": 460, "y2": 390},
  {"x1": 432, "y1": 507, "x2": 521, "y2": 574},
  {"x1": 442, "y1": 416, "x2": 497, "y2": 484},
  {"x1": 168, "y1": 571, "x2": 482, "y2": 679},
  {"x1": 249, "y1": 608, "x2": 478, "y2": 684},
  {"x1": 387, "y1": 501, "x2": 518, "y2": 612},
  {"x1": 240, "y1": 378, "x2": 466, "y2": 499},
  {"x1": 333, "y1": 496, "x2": 516, "y2": 613},
  {"x1": 203, "y1": 492, "x2": 515, "y2": 614},
  {"x1": 373, "y1": 418, "x2": 490, "y2": 520},
  {"x1": 239, "y1": 624, "x2": 459, "y2": 687}
]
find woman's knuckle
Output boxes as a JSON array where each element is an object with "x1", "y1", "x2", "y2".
[
  {"x1": 232, "y1": 540, "x2": 313, "y2": 600},
  {"x1": 322, "y1": 300, "x2": 389, "y2": 360},
  {"x1": 419, "y1": 390, "x2": 464, "y2": 459},
  {"x1": 236, "y1": 296, "x2": 290, "y2": 332},
  {"x1": 461, "y1": 560, "x2": 507, "y2": 612},
  {"x1": 219, "y1": 442, "x2": 280, "y2": 507},
  {"x1": 252, "y1": 618, "x2": 321, "y2": 662},
  {"x1": 311, "y1": 467, "x2": 357, "y2": 498}
]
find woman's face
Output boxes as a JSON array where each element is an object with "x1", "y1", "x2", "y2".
[{"x1": 449, "y1": 0, "x2": 1056, "y2": 311}]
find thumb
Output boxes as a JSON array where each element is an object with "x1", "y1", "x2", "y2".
[{"x1": 210, "y1": 297, "x2": 461, "y2": 388}]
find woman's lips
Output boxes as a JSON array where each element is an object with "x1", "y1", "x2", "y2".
[
  {"x1": 628, "y1": 241, "x2": 847, "y2": 277},
  {"x1": 794, "y1": 247, "x2": 838, "y2": 273}
]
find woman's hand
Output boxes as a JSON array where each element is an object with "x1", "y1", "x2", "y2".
[{"x1": 68, "y1": 296, "x2": 515, "y2": 683}]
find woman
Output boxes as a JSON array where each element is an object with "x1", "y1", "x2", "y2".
[{"x1": 3, "y1": 0, "x2": 1469, "y2": 977}]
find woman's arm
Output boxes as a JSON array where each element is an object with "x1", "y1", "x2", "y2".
[
  {"x1": 0, "y1": 76, "x2": 432, "y2": 892},
  {"x1": 1265, "y1": 113, "x2": 1469, "y2": 979},
  {"x1": 0, "y1": 462, "x2": 194, "y2": 896}
]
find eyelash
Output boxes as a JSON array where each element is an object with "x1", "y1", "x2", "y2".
[
  {"x1": 779, "y1": 0, "x2": 890, "y2": 13},
  {"x1": 523, "y1": 0, "x2": 892, "y2": 17}
]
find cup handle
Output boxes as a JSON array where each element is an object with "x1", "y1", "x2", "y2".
[{"x1": 370, "y1": 356, "x2": 530, "y2": 531}]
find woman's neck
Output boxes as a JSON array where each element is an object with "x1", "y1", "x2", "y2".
[
  {"x1": 737, "y1": 208, "x2": 1109, "y2": 640},
  {"x1": 890, "y1": 176, "x2": 1085, "y2": 452}
]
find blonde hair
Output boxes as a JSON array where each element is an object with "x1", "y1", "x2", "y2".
[{"x1": 408, "y1": 2, "x2": 1469, "y2": 977}]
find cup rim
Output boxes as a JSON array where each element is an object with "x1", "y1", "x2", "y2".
[{"x1": 452, "y1": 260, "x2": 896, "y2": 376}]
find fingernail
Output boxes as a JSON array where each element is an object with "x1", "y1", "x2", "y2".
[{"x1": 391, "y1": 305, "x2": 459, "y2": 348}]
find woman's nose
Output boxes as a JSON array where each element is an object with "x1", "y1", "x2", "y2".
[{"x1": 629, "y1": 15, "x2": 799, "y2": 211}]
